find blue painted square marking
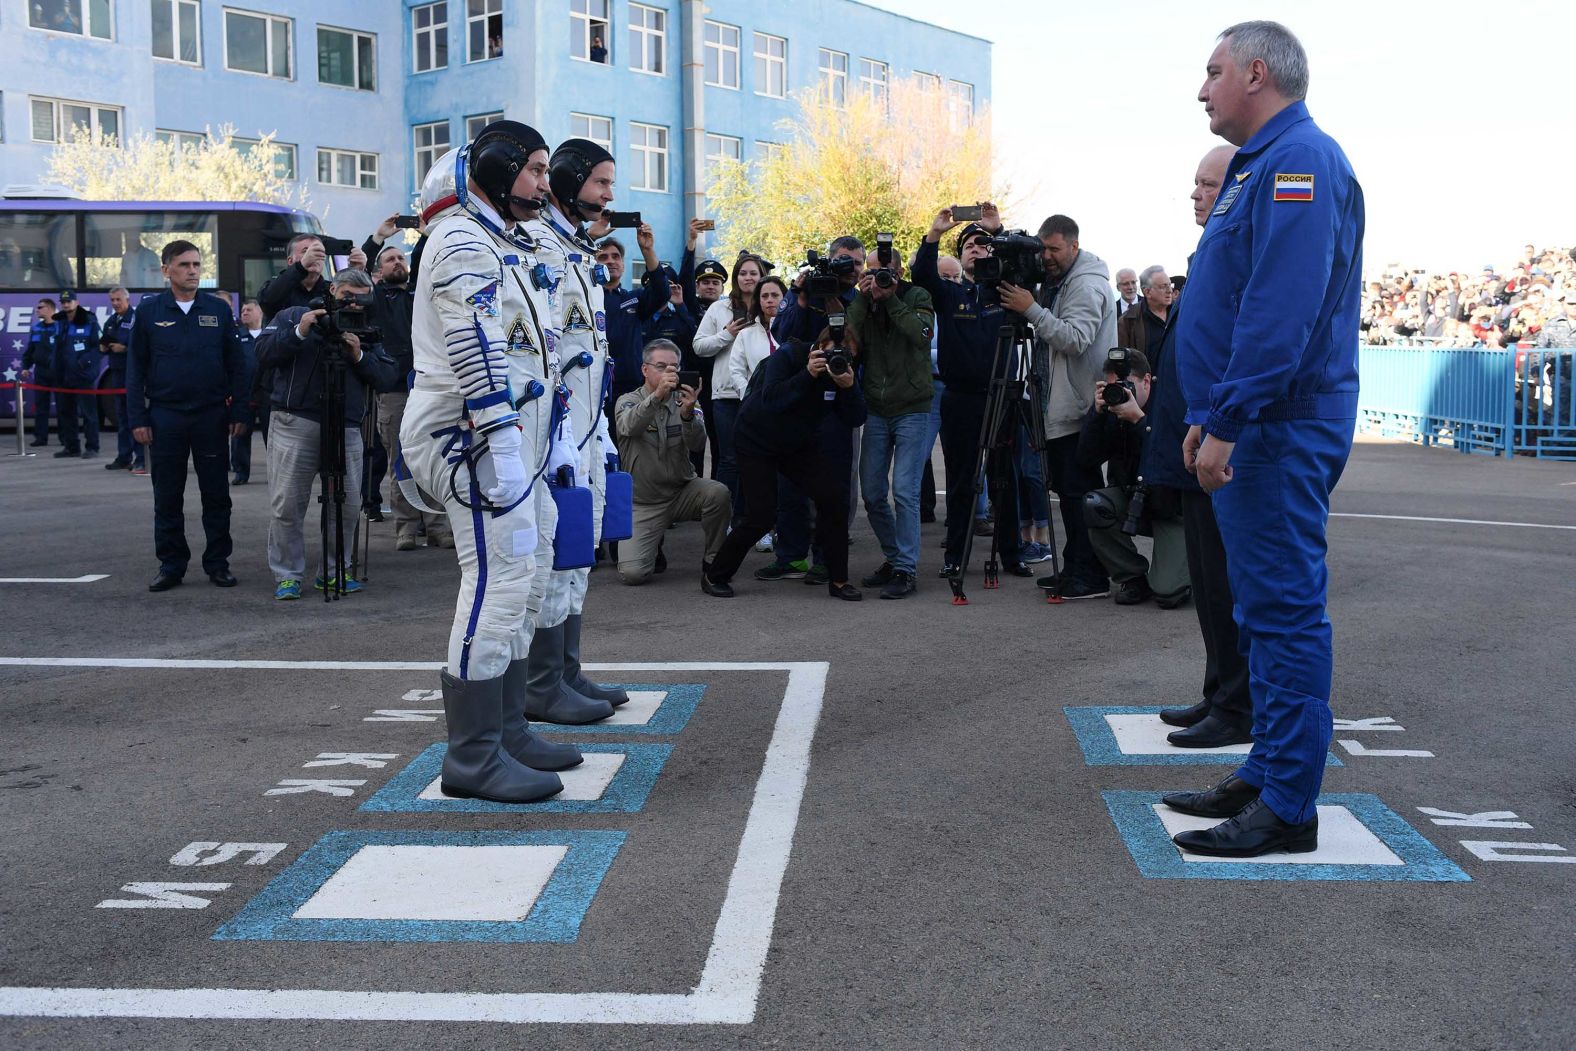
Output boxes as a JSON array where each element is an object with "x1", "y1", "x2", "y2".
[
  {"x1": 537, "y1": 683, "x2": 707, "y2": 735},
  {"x1": 213, "y1": 829, "x2": 625, "y2": 942},
  {"x1": 1103, "y1": 791, "x2": 1470, "y2": 882},
  {"x1": 1065, "y1": 705, "x2": 1343, "y2": 766},
  {"x1": 358, "y1": 742, "x2": 672, "y2": 814}
]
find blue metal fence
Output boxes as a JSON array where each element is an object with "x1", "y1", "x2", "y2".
[{"x1": 1357, "y1": 345, "x2": 1576, "y2": 460}]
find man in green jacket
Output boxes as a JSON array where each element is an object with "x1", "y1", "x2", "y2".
[{"x1": 847, "y1": 249, "x2": 936, "y2": 599}]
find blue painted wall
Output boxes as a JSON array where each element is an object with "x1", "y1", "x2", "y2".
[{"x1": 0, "y1": 0, "x2": 990, "y2": 258}]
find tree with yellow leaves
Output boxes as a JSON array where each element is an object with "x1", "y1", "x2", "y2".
[
  {"x1": 43, "y1": 124, "x2": 307, "y2": 209},
  {"x1": 705, "y1": 77, "x2": 1009, "y2": 269}
]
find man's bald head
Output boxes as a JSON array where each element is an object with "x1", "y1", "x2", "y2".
[{"x1": 1191, "y1": 144, "x2": 1237, "y2": 227}]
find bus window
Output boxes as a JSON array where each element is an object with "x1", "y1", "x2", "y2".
[
  {"x1": 82, "y1": 211, "x2": 219, "y2": 291},
  {"x1": 0, "y1": 213, "x2": 78, "y2": 290}
]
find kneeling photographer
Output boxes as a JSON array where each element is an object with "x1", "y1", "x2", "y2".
[
  {"x1": 1075, "y1": 348, "x2": 1188, "y2": 608},
  {"x1": 702, "y1": 327, "x2": 868, "y2": 601},
  {"x1": 257, "y1": 268, "x2": 400, "y2": 600}
]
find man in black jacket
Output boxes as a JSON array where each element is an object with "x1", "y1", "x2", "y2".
[{"x1": 255, "y1": 268, "x2": 399, "y2": 600}]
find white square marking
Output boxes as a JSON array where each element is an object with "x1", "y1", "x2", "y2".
[
  {"x1": 417, "y1": 752, "x2": 627, "y2": 802},
  {"x1": 1106, "y1": 714, "x2": 1252, "y2": 756},
  {"x1": 1153, "y1": 805, "x2": 1405, "y2": 866},
  {"x1": 292, "y1": 844, "x2": 569, "y2": 921},
  {"x1": 603, "y1": 690, "x2": 666, "y2": 726}
]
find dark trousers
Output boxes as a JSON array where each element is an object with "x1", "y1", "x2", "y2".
[
  {"x1": 150, "y1": 403, "x2": 233, "y2": 576},
  {"x1": 939, "y1": 388, "x2": 1020, "y2": 566},
  {"x1": 1182, "y1": 489, "x2": 1251, "y2": 728},
  {"x1": 56, "y1": 391, "x2": 100, "y2": 453},
  {"x1": 231, "y1": 430, "x2": 252, "y2": 481},
  {"x1": 363, "y1": 421, "x2": 386, "y2": 509},
  {"x1": 110, "y1": 372, "x2": 141, "y2": 465},
  {"x1": 31, "y1": 386, "x2": 55, "y2": 443},
  {"x1": 710, "y1": 449, "x2": 849, "y2": 584},
  {"x1": 1042, "y1": 431, "x2": 1106, "y2": 586}
]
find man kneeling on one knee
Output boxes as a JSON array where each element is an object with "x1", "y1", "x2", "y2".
[
  {"x1": 1076, "y1": 347, "x2": 1189, "y2": 607},
  {"x1": 613, "y1": 339, "x2": 731, "y2": 584}
]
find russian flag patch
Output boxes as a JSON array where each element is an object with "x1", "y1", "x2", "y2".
[{"x1": 1273, "y1": 173, "x2": 1314, "y2": 202}]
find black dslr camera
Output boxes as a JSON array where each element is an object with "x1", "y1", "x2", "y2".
[
  {"x1": 871, "y1": 232, "x2": 898, "y2": 289},
  {"x1": 308, "y1": 292, "x2": 381, "y2": 342},
  {"x1": 1101, "y1": 347, "x2": 1136, "y2": 407},
  {"x1": 801, "y1": 249, "x2": 858, "y2": 298},
  {"x1": 823, "y1": 310, "x2": 852, "y2": 376},
  {"x1": 974, "y1": 230, "x2": 1046, "y2": 290}
]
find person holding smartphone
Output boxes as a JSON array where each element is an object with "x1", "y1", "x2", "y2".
[
  {"x1": 693, "y1": 254, "x2": 766, "y2": 518},
  {"x1": 613, "y1": 340, "x2": 730, "y2": 585}
]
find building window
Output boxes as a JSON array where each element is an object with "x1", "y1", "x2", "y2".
[
  {"x1": 755, "y1": 140, "x2": 784, "y2": 162},
  {"x1": 857, "y1": 57, "x2": 887, "y2": 103},
  {"x1": 630, "y1": 122, "x2": 667, "y2": 192},
  {"x1": 570, "y1": 113, "x2": 613, "y2": 152},
  {"x1": 412, "y1": 1, "x2": 448, "y2": 73},
  {"x1": 413, "y1": 121, "x2": 450, "y2": 184},
  {"x1": 817, "y1": 48, "x2": 846, "y2": 105},
  {"x1": 317, "y1": 25, "x2": 375, "y2": 90},
  {"x1": 234, "y1": 136, "x2": 298, "y2": 179},
  {"x1": 947, "y1": 80, "x2": 974, "y2": 128},
  {"x1": 914, "y1": 71, "x2": 940, "y2": 93},
  {"x1": 30, "y1": 96, "x2": 121, "y2": 144},
  {"x1": 703, "y1": 20, "x2": 738, "y2": 90},
  {"x1": 465, "y1": 111, "x2": 504, "y2": 141},
  {"x1": 467, "y1": 0, "x2": 501, "y2": 62},
  {"x1": 752, "y1": 32, "x2": 786, "y2": 98},
  {"x1": 155, "y1": 128, "x2": 205, "y2": 150},
  {"x1": 225, "y1": 9, "x2": 292, "y2": 79},
  {"x1": 29, "y1": 0, "x2": 113, "y2": 39},
  {"x1": 317, "y1": 147, "x2": 378, "y2": 190},
  {"x1": 704, "y1": 132, "x2": 740, "y2": 168},
  {"x1": 570, "y1": 0, "x2": 609, "y2": 64},
  {"x1": 627, "y1": 3, "x2": 663, "y2": 74},
  {"x1": 151, "y1": 0, "x2": 200, "y2": 63}
]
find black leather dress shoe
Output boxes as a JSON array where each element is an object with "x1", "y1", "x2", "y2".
[
  {"x1": 1172, "y1": 798, "x2": 1318, "y2": 857},
  {"x1": 148, "y1": 572, "x2": 183, "y2": 592},
  {"x1": 208, "y1": 570, "x2": 238, "y2": 587},
  {"x1": 700, "y1": 565, "x2": 734, "y2": 598},
  {"x1": 1159, "y1": 698, "x2": 1211, "y2": 727},
  {"x1": 1161, "y1": 773, "x2": 1260, "y2": 818},
  {"x1": 1168, "y1": 714, "x2": 1253, "y2": 749}
]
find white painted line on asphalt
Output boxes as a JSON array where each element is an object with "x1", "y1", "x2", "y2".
[
  {"x1": 1331, "y1": 512, "x2": 1576, "y2": 531},
  {"x1": 0, "y1": 574, "x2": 109, "y2": 583},
  {"x1": 0, "y1": 660, "x2": 829, "y2": 1026}
]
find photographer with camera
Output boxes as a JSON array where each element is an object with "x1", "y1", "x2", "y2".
[
  {"x1": 774, "y1": 236, "x2": 865, "y2": 345},
  {"x1": 258, "y1": 235, "x2": 369, "y2": 325},
  {"x1": 846, "y1": 237, "x2": 935, "y2": 598},
  {"x1": 701, "y1": 328, "x2": 867, "y2": 600},
  {"x1": 256, "y1": 268, "x2": 399, "y2": 601},
  {"x1": 912, "y1": 204, "x2": 1033, "y2": 580},
  {"x1": 995, "y1": 214, "x2": 1117, "y2": 600},
  {"x1": 1077, "y1": 348, "x2": 1188, "y2": 608}
]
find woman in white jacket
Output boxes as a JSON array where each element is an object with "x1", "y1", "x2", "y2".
[
  {"x1": 693, "y1": 254, "x2": 765, "y2": 518},
  {"x1": 727, "y1": 275, "x2": 787, "y2": 397}
]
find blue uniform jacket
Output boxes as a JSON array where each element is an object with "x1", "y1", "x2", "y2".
[
  {"x1": 1174, "y1": 101, "x2": 1364, "y2": 443},
  {"x1": 23, "y1": 319, "x2": 60, "y2": 382},
  {"x1": 910, "y1": 237, "x2": 1011, "y2": 394},
  {"x1": 604, "y1": 270, "x2": 673, "y2": 397},
  {"x1": 1137, "y1": 312, "x2": 1198, "y2": 493},
  {"x1": 124, "y1": 291, "x2": 251, "y2": 428},
  {"x1": 772, "y1": 284, "x2": 856, "y2": 346},
  {"x1": 100, "y1": 307, "x2": 136, "y2": 379},
  {"x1": 54, "y1": 307, "x2": 102, "y2": 388},
  {"x1": 643, "y1": 301, "x2": 698, "y2": 367}
]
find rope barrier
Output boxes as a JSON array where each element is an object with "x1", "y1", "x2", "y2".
[{"x1": 15, "y1": 382, "x2": 127, "y2": 396}]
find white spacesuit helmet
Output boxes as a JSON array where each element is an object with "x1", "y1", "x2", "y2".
[{"x1": 419, "y1": 146, "x2": 466, "y2": 226}]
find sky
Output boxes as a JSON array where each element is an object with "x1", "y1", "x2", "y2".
[{"x1": 863, "y1": 0, "x2": 1575, "y2": 280}]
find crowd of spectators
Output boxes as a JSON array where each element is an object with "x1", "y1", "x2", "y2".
[{"x1": 1360, "y1": 244, "x2": 1576, "y2": 348}]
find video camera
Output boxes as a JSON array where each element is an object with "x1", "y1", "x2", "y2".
[
  {"x1": 801, "y1": 249, "x2": 859, "y2": 298},
  {"x1": 308, "y1": 292, "x2": 382, "y2": 343},
  {"x1": 871, "y1": 232, "x2": 898, "y2": 290},
  {"x1": 1101, "y1": 347, "x2": 1135, "y2": 408},
  {"x1": 974, "y1": 230, "x2": 1046, "y2": 291},
  {"x1": 823, "y1": 310, "x2": 852, "y2": 377}
]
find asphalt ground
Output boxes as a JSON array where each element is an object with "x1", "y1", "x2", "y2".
[{"x1": 0, "y1": 436, "x2": 1572, "y2": 1049}]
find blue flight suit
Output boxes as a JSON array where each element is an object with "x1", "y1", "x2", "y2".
[
  {"x1": 603, "y1": 269, "x2": 672, "y2": 418},
  {"x1": 1173, "y1": 100, "x2": 1365, "y2": 825},
  {"x1": 230, "y1": 327, "x2": 260, "y2": 482},
  {"x1": 101, "y1": 305, "x2": 142, "y2": 467},
  {"x1": 22, "y1": 317, "x2": 60, "y2": 445},
  {"x1": 125, "y1": 292, "x2": 252, "y2": 578},
  {"x1": 54, "y1": 306, "x2": 103, "y2": 454}
]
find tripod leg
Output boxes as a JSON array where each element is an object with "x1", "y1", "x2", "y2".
[{"x1": 1024, "y1": 358, "x2": 1065, "y2": 604}]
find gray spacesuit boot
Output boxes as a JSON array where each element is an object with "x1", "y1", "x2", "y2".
[
  {"x1": 562, "y1": 613, "x2": 630, "y2": 706},
  {"x1": 500, "y1": 657, "x2": 585, "y2": 771},
  {"x1": 524, "y1": 622, "x2": 614, "y2": 725},
  {"x1": 439, "y1": 671, "x2": 564, "y2": 802}
]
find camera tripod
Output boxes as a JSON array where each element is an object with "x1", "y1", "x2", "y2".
[
  {"x1": 948, "y1": 317, "x2": 1065, "y2": 606},
  {"x1": 317, "y1": 347, "x2": 357, "y2": 602}
]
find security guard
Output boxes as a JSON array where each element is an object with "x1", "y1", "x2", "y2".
[
  {"x1": 21, "y1": 298, "x2": 60, "y2": 448},
  {"x1": 101, "y1": 287, "x2": 143, "y2": 471},
  {"x1": 1167, "y1": 22, "x2": 1364, "y2": 857},
  {"x1": 53, "y1": 289, "x2": 102, "y2": 459},
  {"x1": 125, "y1": 241, "x2": 252, "y2": 592}
]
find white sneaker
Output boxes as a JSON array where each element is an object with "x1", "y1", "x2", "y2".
[{"x1": 754, "y1": 532, "x2": 774, "y2": 552}]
